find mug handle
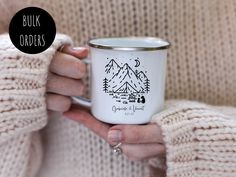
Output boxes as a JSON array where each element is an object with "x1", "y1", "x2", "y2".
[
  {"x1": 71, "y1": 57, "x2": 92, "y2": 108},
  {"x1": 72, "y1": 96, "x2": 92, "y2": 108}
]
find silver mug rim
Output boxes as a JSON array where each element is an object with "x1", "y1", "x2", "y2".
[{"x1": 88, "y1": 37, "x2": 171, "y2": 51}]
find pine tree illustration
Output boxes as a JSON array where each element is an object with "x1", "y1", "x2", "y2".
[
  {"x1": 103, "y1": 78, "x2": 109, "y2": 93},
  {"x1": 144, "y1": 78, "x2": 150, "y2": 93}
]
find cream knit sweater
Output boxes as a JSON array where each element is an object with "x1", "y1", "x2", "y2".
[{"x1": 0, "y1": 0, "x2": 236, "y2": 177}]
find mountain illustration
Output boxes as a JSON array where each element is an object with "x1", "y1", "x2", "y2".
[
  {"x1": 103, "y1": 59, "x2": 150, "y2": 104},
  {"x1": 137, "y1": 71, "x2": 147, "y2": 81},
  {"x1": 105, "y1": 60, "x2": 148, "y2": 93},
  {"x1": 113, "y1": 64, "x2": 143, "y2": 92},
  {"x1": 105, "y1": 59, "x2": 121, "y2": 78}
]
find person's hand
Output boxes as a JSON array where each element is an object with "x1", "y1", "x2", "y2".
[
  {"x1": 46, "y1": 45, "x2": 88, "y2": 112},
  {"x1": 63, "y1": 105, "x2": 166, "y2": 161},
  {"x1": 107, "y1": 123, "x2": 165, "y2": 161}
]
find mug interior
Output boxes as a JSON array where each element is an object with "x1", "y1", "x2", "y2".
[{"x1": 88, "y1": 37, "x2": 170, "y2": 51}]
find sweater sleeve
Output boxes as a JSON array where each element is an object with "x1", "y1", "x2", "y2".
[
  {"x1": 149, "y1": 100, "x2": 236, "y2": 177},
  {"x1": 0, "y1": 33, "x2": 72, "y2": 144}
]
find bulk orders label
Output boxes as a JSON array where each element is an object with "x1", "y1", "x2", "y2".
[{"x1": 9, "y1": 7, "x2": 56, "y2": 54}]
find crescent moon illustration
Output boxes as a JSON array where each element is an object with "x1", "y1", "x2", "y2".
[{"x1": 134, "y1": 59, "x2": 140, "y2": 67}]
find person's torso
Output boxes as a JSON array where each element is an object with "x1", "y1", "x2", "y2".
[
  {"x1": 32, "y1": 0, "x2": 236, "y2": 106},
  {"x1": 31, "y1": 1, "x2": 236, "y2": 176},
  {"x1": 5, "y1": 0, "x2": 236, "y2": 106},
  {"x1": 8, "y1": 1, "x2": 235, "y2": 176}
]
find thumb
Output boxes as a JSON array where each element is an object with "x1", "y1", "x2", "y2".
[{"x1": 107, "y1": 124, "x2": 163, "y2": 145}]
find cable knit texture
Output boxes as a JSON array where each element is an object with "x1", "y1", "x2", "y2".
[
  {"x1": 0, "y1": 0, "x2": 235, "y2": 177},
  {"x1": 0, "y1": 33, "x2": 72, "y2": 177},
  {"x1": 151, "y1": 101, "x2": 236, "y2": 177}
]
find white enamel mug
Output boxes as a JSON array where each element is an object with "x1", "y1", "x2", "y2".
[{"x1": 73, "y1": 37, "x2": 170, "y2": 124}]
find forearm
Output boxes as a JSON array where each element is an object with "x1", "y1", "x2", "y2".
[
  {"x1": 0, "y1": 33, "x2": 72, "y2": 177},
  {"x1": 150, "y1": 100, "x2": 236, "y2": 177},
  {"x1": 0, "y1": 33, "x2": 72, "y2": 144}
]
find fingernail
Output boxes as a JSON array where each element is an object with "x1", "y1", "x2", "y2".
[
  {"x1": 108, "y1": 130, "x2": 122, "y2": 143},
  {"x1": 73, "y1": 47, "x2": 87, "y2": 51}
]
